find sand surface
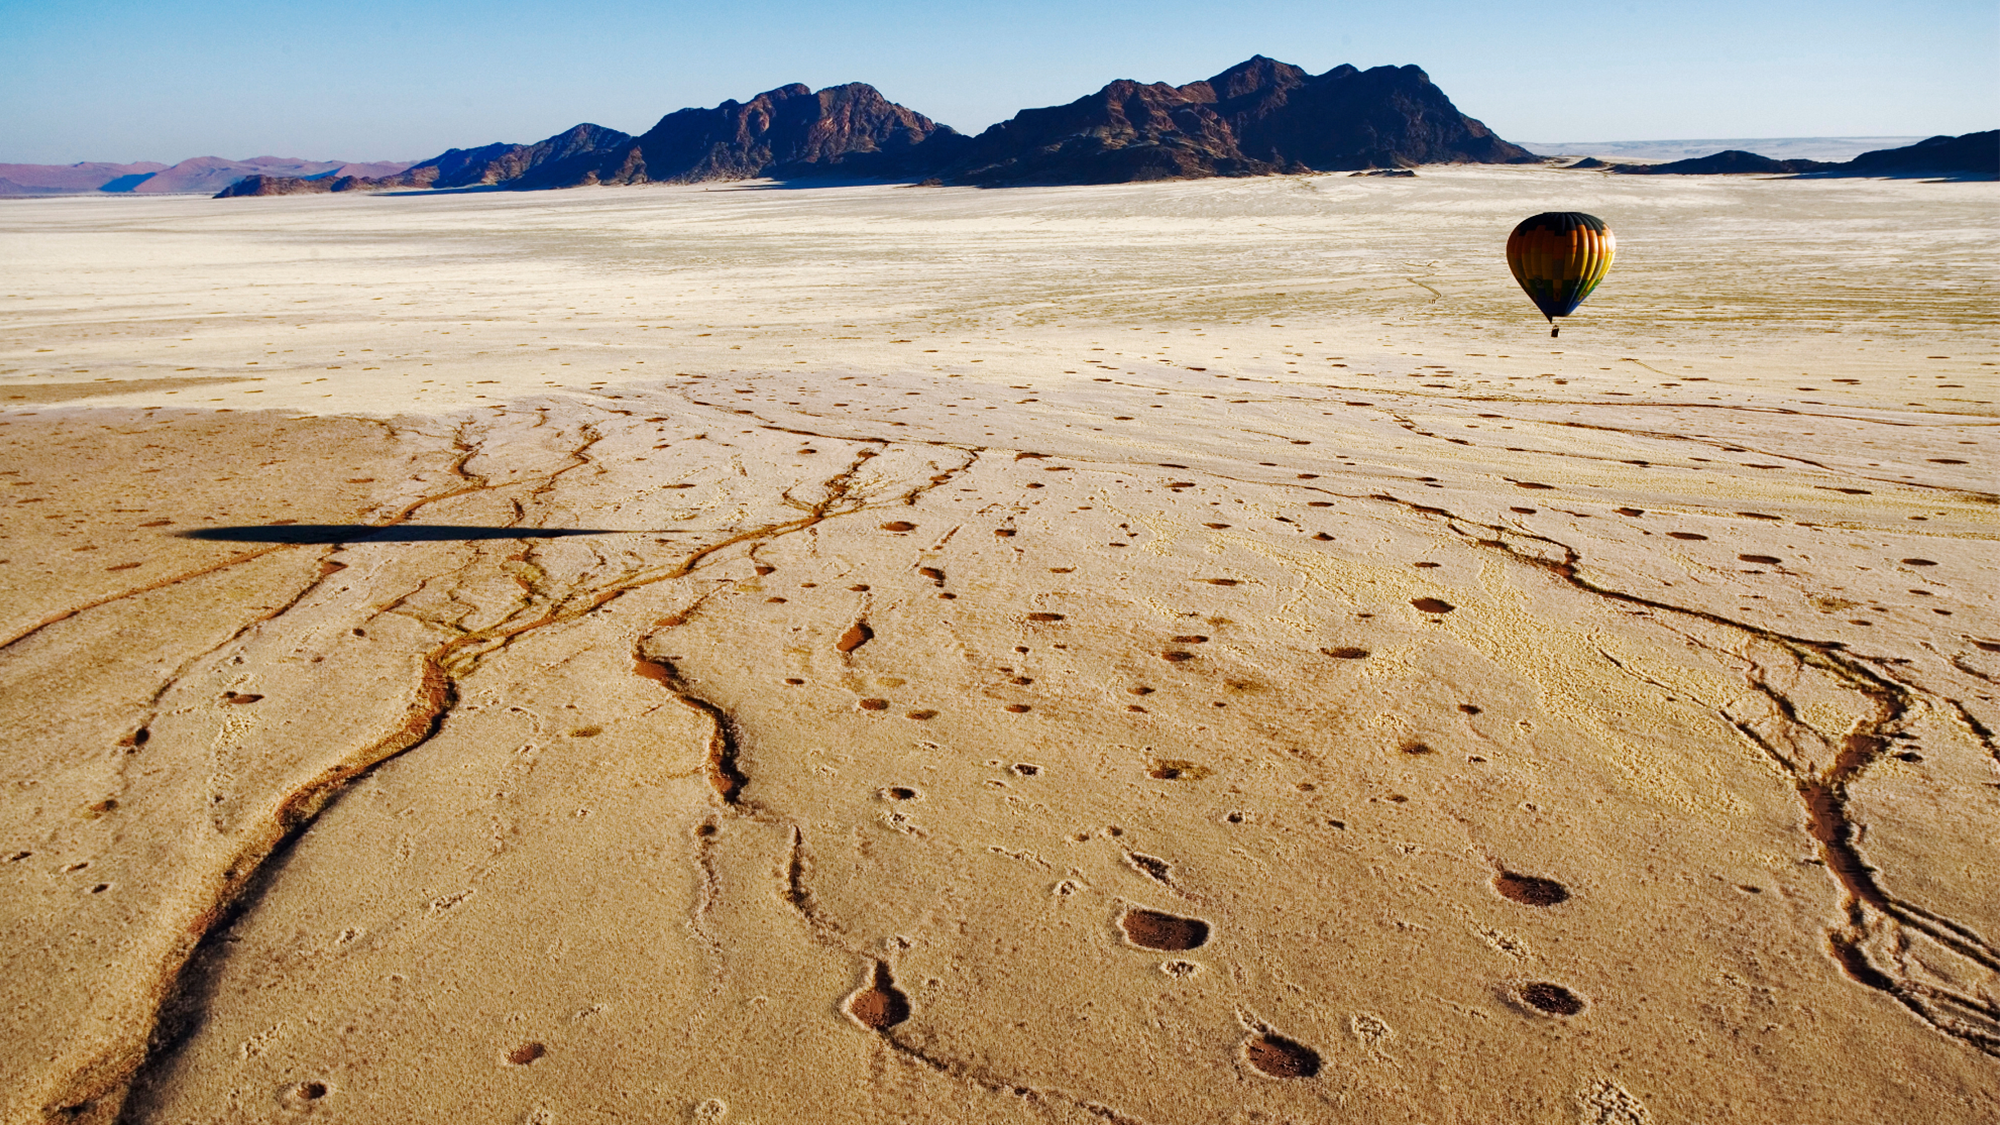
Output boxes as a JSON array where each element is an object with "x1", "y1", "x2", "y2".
[{"x1": 1, "y1": 169, "x2": 1995, "y2": 1124}]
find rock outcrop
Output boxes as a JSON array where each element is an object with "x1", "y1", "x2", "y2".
[
  {"x1": 593, "y1": 82, "x2": 952, "y2": 185},
  {"x1": 216, "y1": 87, "x2": 946, "y2": 196},
  {"x1": 930, "y1": 57, "x2": 1535, "y2": 185}
]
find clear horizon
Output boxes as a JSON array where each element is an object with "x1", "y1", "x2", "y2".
[{"x1": 1, "y1": 0, "x2": 1993, "y2": 165}]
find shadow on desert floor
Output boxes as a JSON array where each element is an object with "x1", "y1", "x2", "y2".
[{"x1": 176, "y1": 524, "x2": 617, "y2": 544}]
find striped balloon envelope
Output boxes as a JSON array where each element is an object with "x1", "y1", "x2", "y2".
[{"x1": 1506, "y1": 212, "x2": 1615, "y2": 337}]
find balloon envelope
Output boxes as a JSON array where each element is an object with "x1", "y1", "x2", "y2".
[{"x1": 1506, "y1": 212, "x2": 1615, "y2": 325}]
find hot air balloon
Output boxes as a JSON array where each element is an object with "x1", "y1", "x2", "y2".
[{"x1": 1506, "y1": 212, "x2": 1614, "y2": 337}]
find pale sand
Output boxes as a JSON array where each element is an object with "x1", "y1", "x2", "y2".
[{"x1": 0, "y1": 170, "x2": 1995, "y2": 1123}]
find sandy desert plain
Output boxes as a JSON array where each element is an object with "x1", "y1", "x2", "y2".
[{"x1": 0, "y1": 166, "x2": 1995, "y2": 1124}]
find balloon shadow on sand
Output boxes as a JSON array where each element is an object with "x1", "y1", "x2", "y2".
[{"x1": 176, "y1": 524, "x2": 620, "y2": 545}]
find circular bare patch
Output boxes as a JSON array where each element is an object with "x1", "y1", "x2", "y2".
[{"x1": 1517, "y1": 981, "x2": 1586, "y2": 1016}]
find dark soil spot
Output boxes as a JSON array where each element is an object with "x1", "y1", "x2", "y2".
[
  {"x1": 880, "y1": 521, "x2": 916, "y2": 532},
  {"x1": 994, "y1": 528, "x2": 1016, "y2": 537},
  {"x1": 1244, "y1": 1032, "x2": 1321, "y2": 1078},
  {"x1": 1171, "y1": 635, "x2": 1208, "y2": 643},
  {"x1": 1126, "y1": 852, "x2": 1170, "y2": 882},
  {"x1": 1119, "y1": 907, "x2": 1210, "y2": 951},
  {"x1": 1517, "y1": 982, "x2": 1586, "y2": 1016},
  {"x1": 1320, "y1": 646, "x2": 1369, "y2": 659},
  {"x1": 1410, "y1": 598, "x2": 1454, "y2": 613},
  {"x1": 884, "y1": 786, "x2": 918, "y2": 800},
  {"x1": 1401, "y1": 741, "x2": 1435, "y2": 755},
  {"x1": 1005, "y1": 703, "x2": 1031, "y2": 713},
  {"x1": 1902, "y1": 558, "x2": 1937, "y2": 566},
  {"x1": 1493, "y1": 871, "x2": 1570, "y2": 906},
  {"x1": 222, "y1": 692, "x2": 263, "y2": 705},
  {"x1": 1738, "y1": 554, "x2": 1782, "y2": 564},
  {"x1": 1162, "y1": 651, "x2": 1196, "y2": 662},
  {"x1": 847, "y1": 962, "x2": 911, "y2": 1030},
  {"x1": 1149, "y1": 759, "x2": 1213, "y2": 781},
  {"x1": 1615, "y1": 507, "x2": 1644, "y2": 516},
  {"x1": 1027, "y1": 612, "x2": 1065, "y2": 622},
  {"x1": 1668, "y1": 532, "x2": 1708, "y2": 541},
  {"x1": 1202, "y1": 578, "x2": 1240, "y2": 586},
  {"x1": 905, "y1": 709, "x2": 938, "y2": 720},
  {"x1": 506, "y1": 1042, "x2": 546, "y2": 1066},
  {"x1": 570, "y1": 725, "x2": 602, "y2": 738},
  {"x1": 837, "y1": 621, "x2": 874, "y2": 653},
  {"x1": 858, "y1": 698, "x2": 889, "y2": 711},
  {"x1": 1013, "y1": 763, "x2": 1040, "y2": 775},
  {"x1": 1514, "y1": 482, "x2": 1555, "y2": 490}
]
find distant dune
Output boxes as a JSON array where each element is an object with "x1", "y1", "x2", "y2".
[{"x1": 0, "y1": 156, "x2": 414, "y2": 195}]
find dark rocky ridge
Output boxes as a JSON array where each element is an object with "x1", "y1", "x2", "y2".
[
  {"x1": 1841, "y1": 130, "x2": 1996, "y2": 176},
  {"x1": 216, "y1": 57, "x2": 1535, "y2": 196},
  {"x1": 915, "y1": 56, "x2": 1538, "y2": 186}
]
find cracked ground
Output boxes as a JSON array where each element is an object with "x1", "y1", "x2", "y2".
[{"x1": 1, "y1": 169, "x2": 1995, "y2": 1123}]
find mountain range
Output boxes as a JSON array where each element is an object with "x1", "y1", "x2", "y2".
[
  {"x1": 216, "y1": 57, "x2": 1536, "y2": 197},
  {"x1": 9, "y1": 60, "x2": 1990, "y2": 199}
]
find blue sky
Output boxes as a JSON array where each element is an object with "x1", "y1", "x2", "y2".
[{"x1": 1, "y1": 0, "x2": 1993, "y2": 163}]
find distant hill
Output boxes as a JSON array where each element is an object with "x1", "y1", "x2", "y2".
[
  {"x1": 1565, "y1": 132, "x2": 1997, "y2": 179},
  {"x1": 1606, "y1": 150, "x2": 1835, "y2": 175},
  {"x1": 1523, "y1": 137, "x2": 1922, "y2": 162},
  {"x1": 0, "y1": 160, "x2": 169, "y2": 193},
  {"x1": 0, "y1": 156, "x2": 412, "y2": 195},
  {"x1": 220, "y1": 126, "x2": 636, "y2": 196},
  {"x1": 212, "y1": 57, "x2": 1535, "y2": 197},
  {"x1": 1841, "y1": 131, "x2": 1998, "y2": 176}
]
